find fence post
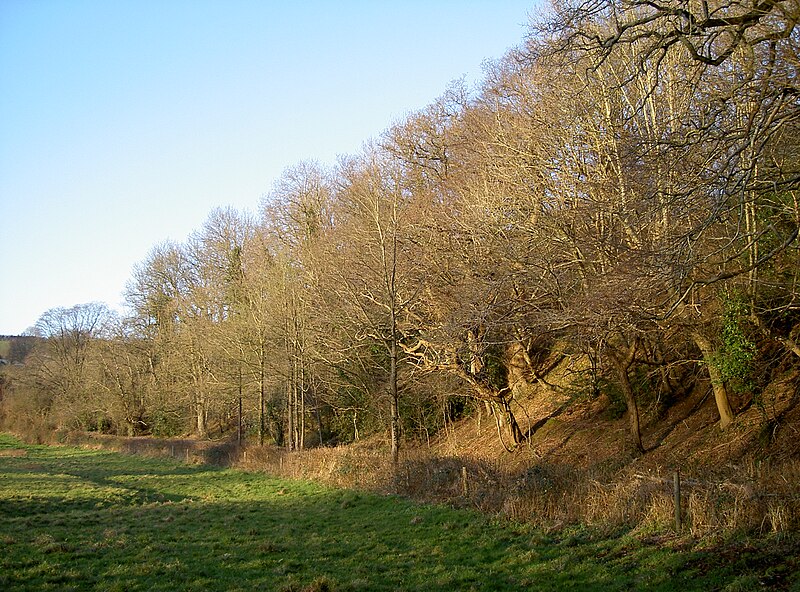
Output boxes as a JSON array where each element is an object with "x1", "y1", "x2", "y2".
[
  {"x1": 674, "y1": 469, "x2": 682, "y2": 532},
  {"x1": 462, "y1": 466, "x2": 469, "y2": 496}
]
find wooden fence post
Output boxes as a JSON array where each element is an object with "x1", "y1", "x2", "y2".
[{"x1": 674, "y1": 469, "x2": 682, "y2": 532}]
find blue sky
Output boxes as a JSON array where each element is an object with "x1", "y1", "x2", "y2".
[{"x1": 0, "y1": 0, "x2": 542, "y2": 335}]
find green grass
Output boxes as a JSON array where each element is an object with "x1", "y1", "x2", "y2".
[{"x1": 0, "y1": 434, "x2": 797, "y2": 591}]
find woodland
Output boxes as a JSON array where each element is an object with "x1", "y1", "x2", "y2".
[{"x1": 1, "y1": 1, "x2": 799, "y2": 531}]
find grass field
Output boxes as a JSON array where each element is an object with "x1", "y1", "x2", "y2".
[{"x1": 1, "y1": 434, "x2": 797, "y2": 591}]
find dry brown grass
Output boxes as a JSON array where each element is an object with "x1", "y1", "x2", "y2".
[
  {"x1": 0, "y1": 448, "x2": 27, "y2": 457},
  {"x1": 385, "y1": 451, "x2": 800, "y2": 536},
  {"x1": 238, "y1": 439, "x2": 395, "y2": 491},
  {"x1": 228, "y1": 424, "x2": 799, "y2": 537}
]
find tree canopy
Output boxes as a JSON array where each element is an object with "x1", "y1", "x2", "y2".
[{"x1": 2, "y1": 2, "x2": 798, "y2": 458}]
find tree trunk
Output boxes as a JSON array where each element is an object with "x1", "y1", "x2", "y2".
[
  {"x1": 192, "y1": 352, "x2": 207, "y2": 439},
  {"x1": 613, "y1": 358, "x2": 644, "y2": 454},
  {"x1": 445, "y1": 359, "x2": 524, "y2": 448},
  {"x1": 286, "y1": 329, "x2": 295, "y2": 451},
  {"x1": 500, "y1": 398, "x2": 525, "y2": 446},
  {"x1": 237, "y1": 394, "x2": 243, "y2": 446},
  {"x1": 312, "y1": 381, "x2": 324, "y2": 446},
  {"x1": 259, "y1": 346, "x2": 266, "y2": 447},
  {"x1": 610, "y1": 338, "x2": 644, "y2": 454},
  {"x1": 299, "y1": 359, "x2": 305, "y2": 450},
  {"x1": 195, "y1": 397, "x2": 207, "y2": 439},
  {"x1": 692, "y1": 331, "x2": 735, "y2": 429},
  {"x1": 292, "y1": 372, "x2": 300, "y2": 450},
  {"x1": 287, "y1": 377, "x2": 294, "y2": 451},
  {"x1": 389, "y1": 335, "x2": 400, "y2": 466}
]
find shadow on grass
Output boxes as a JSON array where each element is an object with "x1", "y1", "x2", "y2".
[
  {"x1": 1, "y1": 491, "x2": 672, "y2": 592},
  {"x1": 0, "y1": 444, "x2": 222, "y2": 517}
]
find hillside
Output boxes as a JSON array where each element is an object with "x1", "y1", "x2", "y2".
[
  {"x1": 437, "y1": 359, "x2": 800, "y2": 472},
  {"x1": 410, "y1": 358, "x2": 800, "y2": 532}
]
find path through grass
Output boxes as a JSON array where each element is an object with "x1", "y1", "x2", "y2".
[{"x1": 0, "y1": 434, "x2": 796, "y2": 591}]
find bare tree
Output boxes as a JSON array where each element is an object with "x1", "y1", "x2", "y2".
[
  {"x1": 314, "y1": 148, "x2": 423, "y2": 464},
  {"x1": 30, "y1": 302, "x2": 113, "y2": 430}
]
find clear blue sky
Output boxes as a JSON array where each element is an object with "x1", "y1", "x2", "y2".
[{"x1": 0, "y1": 0, "x2": 543, "y2": 335}]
